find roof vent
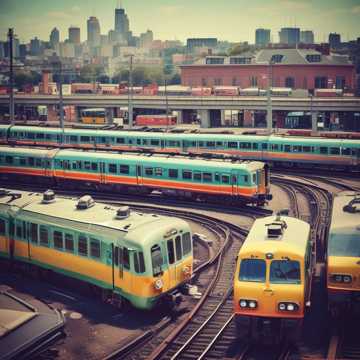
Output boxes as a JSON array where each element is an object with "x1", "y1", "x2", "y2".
[
  {"x1": 42, "y1": 190, "x2": 55, "y2": 204},
  {"x1": 343, "y1": 196, "x2": 360, "y2": 213},
  {"x1": 266, "y1": 214, "x2": 287, "y2": 238},
  {"x1": 76, "y1": 195, "x2": 95, "y2": 210},
  {"x1": 116, "y1": 206, "x2": 131, "y2": 219}
]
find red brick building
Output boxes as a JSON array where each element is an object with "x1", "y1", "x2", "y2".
[{"x1": 180, "y1": 49, "x2": 356, "y2": 91}]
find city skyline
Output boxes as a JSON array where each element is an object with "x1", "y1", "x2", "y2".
[{"x1": 0, "y1": 0, "x2": 360, "y2": 44}]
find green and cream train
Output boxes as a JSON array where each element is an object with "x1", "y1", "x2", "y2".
[{"x1": 0, "y1": 189, "x2": 193, "y2": 310}]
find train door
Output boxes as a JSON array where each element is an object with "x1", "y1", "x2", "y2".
[
  {"x1": 166, "y1": 238, "x2": 177, "y2": 288},
  {"x1": 99, "y1": 162, "x2": 106, "y2": 184},
  {"x1": 231, "y1": 170, "x2": 238, "y2": 197},
  {"x1": 136, "y1": 165, "x2": 143, "y2": 186},
  {"x1": 0, "y1": 216, "x2": 9, "y2": 258},
  {"x1": 113, "y1": 244, "x2": 130, "y2": 294},
  {"x1": 8, "y1": 216, "x2": 15, "y2": 259},
  {"x1": 174, "y1": 235, "x2": 184, "y2": 283},
  {"x1": 161, "y1": 139, "x2": 165, "y2": 150}
]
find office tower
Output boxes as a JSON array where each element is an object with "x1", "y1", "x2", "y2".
[
  {"x1": 300, "y1": 30, "x2": 314, "y2": 44},
  {"x1": 87, "y1": 16, "x2": 101, "y2": 46},
  {"x1": 50, "y1": 27, "x2": 60, "y2": 48},
  {"x1": 279, "y1": 27, "x2": 300, "y2": 45},
  {"x1": 329, "y1": 33, "x2": 341, "y2": 49},
  {"x1": 255, "y1": 28, "x2": 270, "y2": 46},
  {"x1": 69, "y1": 26, "x2": 81, "y2": 44}
]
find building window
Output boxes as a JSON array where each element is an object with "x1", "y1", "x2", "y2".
[
  {"x1": 285, "y1": 77, "x2": 295, "y2": 88},
  {"x1": 306, "y1": 54, "x2": 321, "y2": 63},
  {"x1": 335, "y1": 76, "x2": 345, "y2": 89},
  {"x1": 250, "y1": 76, "x2": 258, "y2": 87},
  {"x1": 214, "y1": 78, "x2": 223, "y2": 86},
  {"x1": 201, "y1": 78, "x2": 207, "y2": 86},
  {"x1": 206, "y1": 57, "x2": 224, "y2": 65},
  {"x1": 315, "y1": 77, "x2": 328, "y2": 89},
  {"x1": 232, "y1": 77, "x2": 238, "y2": 86},
  {"x1": 230, "y1": 57, "x2": 251, "y2": 64},
  {"x1": 270, "y1": 54, "x2": 284, "y2": 63}
]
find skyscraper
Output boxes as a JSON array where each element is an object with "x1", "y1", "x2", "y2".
[
  {"x1": 68, "y1": 26, "x2": 81, "y2": 44},
  {"x1": 87, "y1": 16, "x2": 101, "y2": 47},
  {"x1": 255, "y1": 29, "x2": 270, "y2": 47},
  {"x1": 114, "y1": 6, "x2": 130, "y2": 43},
  {"x1": 30, "y1": 37, "x2": 41, "y2": 56},
  {"x1": 300, "y1": 31, "x2": 314, "y2": 44},
  {"x1": 279, "y1": 27, "x2": 300, "y2": 45},
  {"x1": 50, "y1": 27, "x2": 60, "y2": 48},
  {"x1": 329, "y1": 33, "x2": 341, "y2": 49},
  {"x1": 140, "y1": 30, "x2": 153, "y2": 48}
]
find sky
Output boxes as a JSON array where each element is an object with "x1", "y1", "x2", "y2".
[{"x1": 0, "y1": 0, "x2": 360, "y2": 44}]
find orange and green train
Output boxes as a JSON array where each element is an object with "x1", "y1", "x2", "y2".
[
  {"x1": 0, "y1": 189, "x2": 193, "y2": 310},
  {"x1": 0, "y1": 146, "x2": 272, "y2": 205}
]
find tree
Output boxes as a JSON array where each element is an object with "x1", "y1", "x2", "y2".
[
  {"x1": 78, "y1": 64, "x2": 105, "y2": 82},
  {"x1": 14, "y1": 70, "x2": 41, "y2": 90},
  {"x1": 169, "y1": 73, "x2": 181, "y2": 85}
]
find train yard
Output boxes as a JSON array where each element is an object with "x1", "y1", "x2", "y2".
[{"x1": 0, "y1": 154, "x2": 359, "y2": 359}]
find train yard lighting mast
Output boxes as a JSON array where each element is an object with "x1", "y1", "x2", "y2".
[
  {"x1": 127, "y1": 54, "x2": 134, "y2": 128},
  {"x1": 8, "y1": 28, "x2": 15, "y2": 124},
  {"x1": 51, "y1": 57, "x2": 65, "y2": 137}
]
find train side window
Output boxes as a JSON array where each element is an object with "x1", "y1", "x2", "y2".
[
  {"x1": 70, "y1": 135, "x2": 77, "y2": 142},
  {"x1": 5, "y1": 156, "x2": 13, "y2": 164},
  {"x1": 138, "y1": 252, "x2": 145, "y2": 272},
  {"x1": 228, "y1": 141, "x2": 238, "y2": 149},
  {"x1": 252, "y1": 143, "x2": 258, "y2": 150},
  {"x1": 36, "y1": 133, "x2": 44, "y2": 139},
  {"x1": 123, "y1": 248, "x2": 130, "y2": 269},
  {"x1": 342, "y1": 148, "x2": 351, "y2": 156},
  {"x1": 80, "y1": 136, "x2": 90, "y2": 142},
  {"x1": 134, "y1": 252, "x2": 140, "y2": 272},
  {"x1": 252, "y1": 173, "x2": 256, "y2": 183},
  {"x1": 182, "y1": 170, "x2": 192, "y2": 180},
  {"x1": 206, "y1": 141, "x2": 215, "y2": 148},
  {"x1": 90, "y1": 238, "x2": 101, "y2": 259},
  {"x1": 16, "y1": 223, "x2": 22, "y2": 239},
  {"x1": 216, "y1": 141, "x2": 223, "y2": 147},
  {"x1": 203, "y1": 172, "x2": 212, "y2": 182},
  {"x1": 330, "y1": 147, "x2": 340, "y2": 155},
  {"x1": 198, "y1": 141, "x2": 204, "y2": 148},
  {"x1": 194, "y1": 172, "x2": 201, "y2": 181},
  {"x1": 167, "y1": 239, "x2": 175, "y2": 264},
  {"x1": 30, "y1": 223, "x2": 38, "y2": 243},
  {"x1": 155, "y1": 168, "x2": 163, "y2": 176},
  {"x1": 54, "y1": 231, "x2": 63, "y2": 249},
  {"x1": 91, "y1": 162, "x2": 98, "y2": 171},
  {"x1": 243, "y1": 175, "x2": 248, "y2": 183},
  {"x1": 109, "y1": 164, "x2": 117, "y2": 173},
  {"x1": 84, "y1": 162, "x2": 91, "y2": 170},
  {"x1": 114, "y1": 246, "x2": 119, "y2": 266},
  {"x1": 261, "y1": 143, "x2": 268, "y2": 150},
  {"x1": 28, "y1": 157, "x2": 34, "y2": 166},
  {"x1": 284, "y1": 145, "x2": 291, "y2": 152},
  {"x1": 76, "y1": 161, "x2": 82, "y2": 169},
  {"x1": 116, "y1": 138, "x2": 125, "y2": 144},
  {"x1": 221, "y1": 175, "x2": 230, "y2": 184},
  {"x1": 182, "y1": 233, "x2": 192, "y2": 255},
  {"x1": 65, "y1": 234, "x2": 74, "y2": 252},
  {"x1": 120, "y1": 165, "x2": 129, "y2": 174},
  {"x1": 35, "y1": 159, "x2": 42, "y2": 167},
  {"x1": 240, "y1": 142, "x2": 251, "y2": 149},
  {"x1": 232, "y1": 175, "x2": 237, "y2": 184},
  {"x1": 137, "y1": 139, "x2": 141, "y2": 145},
  {"x1": 272, "y1": 144, "x2": 279, "y2": 151},
  {"x1": 319, "y1": 147, "x2": 328, "y2": 154},
  {"x1": 78, "y1": 235, "x2": 88, "y2": 256},
  {"x1": 151, "y1": 139, "x2": 160, "y2": 146},
  {"x1": 20, "y1": 158, "x2": 26, "y2": 166},
  {"x1": 175, "y1": 236, "x2": 182, "y2": 261},
  {"x1": 303, "y1": 146, "x2": 311, "y2": 152},
  {"x1": 0, "y1": 219, "x2": 5, "y2": 235},
  {"x1": 39, "y1": 226, "x2": 49, "y2": 246},
  {"x1": 151, "y1": 245, "x2": 163, "y2": 276},
  {"x1": 27, "y1": 132, "x2": 35, "y2": 139},
  {"x1": 142, "y1": 139, "x2": 148, "y2": 145},
  {"x1": 215, "y1": 173, "x2": 220, "y2": 182},
  {"x1": 145, "y1": 167, "x2": 153, "y2": 176},
  {"x1": 169, "y1": 169, "x2": 178, "y2": 178}
]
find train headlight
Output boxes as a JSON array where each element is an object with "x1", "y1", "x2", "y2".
[
  {"x1": 239, "y1": 299, "x2": 257, "y2": 309},
  {"x1": 182, "y1": 265, "x2": 191, "y2": 276},
  {"x1": 239, "y1": 300, "x2": 247, "y2": 308},
  {"x1": 154, "y1": 278, "x2": 163, "y2": 290},
  {"x1": 343, "y1": 275, "x2": 352, "y2": 283},
  {"x1": 278, "y1": 302, "x2": 299, "y2": 312}
]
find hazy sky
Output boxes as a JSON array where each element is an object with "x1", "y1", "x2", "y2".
[{"x1": 0, "y1": 0, "x2": 359, "y2": 44}]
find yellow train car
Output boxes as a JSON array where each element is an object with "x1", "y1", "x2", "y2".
[
  {"x1": 81, "y1": 108, "x2": 106, "y2": 124},
  {"x1": 233, "y1": 213, "x2": 313, "y2": 340},
  {"x1": 327, "y1": 191, "x2": 360, "y2": 315},
  {"x1": 0, "y1": 189, "x2": 193, "y2": 310}
]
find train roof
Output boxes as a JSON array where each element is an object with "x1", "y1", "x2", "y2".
[
  {"x1": 329, "y1": 191, "x2": 360, "y2": 235},
  {"x1": 0, "y1": 189, "x2": 188, "y2": 246},
  {"x1": 239, "y1": 215, "x2": 311, "y2": 258},
  {"x1": 0, "y1": 146, "x2": 56, "y2": 157},
  {"x1": 7, "y1": 126, "x2": 360, "y2": 146},
  {"x1": 55, "y1": 148, "x2": 265, "y2": 171}
]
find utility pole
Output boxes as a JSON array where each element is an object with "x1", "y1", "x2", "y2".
[
  {"x1": 128, "y1": 55, "x2": 133, "y2": 128},
  {"x1": 8, "y1": 28, "x2": 14, "y2": 124},
  {"x1": 58, "y1": 61, "x2": 65, "y2": 132},
  {"x1": 165, "y1": 77, "x2": 169, "y2": 132}
]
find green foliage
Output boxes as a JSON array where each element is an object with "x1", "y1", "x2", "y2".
[
  {"x1": 113, "y1": 65, "x2": 166, "y2": 86},
  {"x1": 78, "y1": 64, "x2": 105, "y2": 82},
  {"x1": 14, "y1": 70, "x2": 41, "y2": 89},
  {"x1": 229, "y1": 44, "x2": 252, "y2": 56}
]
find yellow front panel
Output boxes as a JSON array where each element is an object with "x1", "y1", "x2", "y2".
[{"x1": 328, "y1": 256, "x2": 360, "y2": 291}]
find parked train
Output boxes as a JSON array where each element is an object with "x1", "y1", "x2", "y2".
[
  {"x1": 0, "y1": 146, "x2": 271, "y2": 205},
  {"x1": 1, "y1": 125, "x2": 359, "y2": 170},
  {"x1": 327, "y1": 191, "x2": 360, "y2": 316},
  {"x1": 233, "y1": 213, "x2": 313, "y2": 341},
  {"x1": 0, "y1": 188, "x2": 193, "y2": 310}
]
